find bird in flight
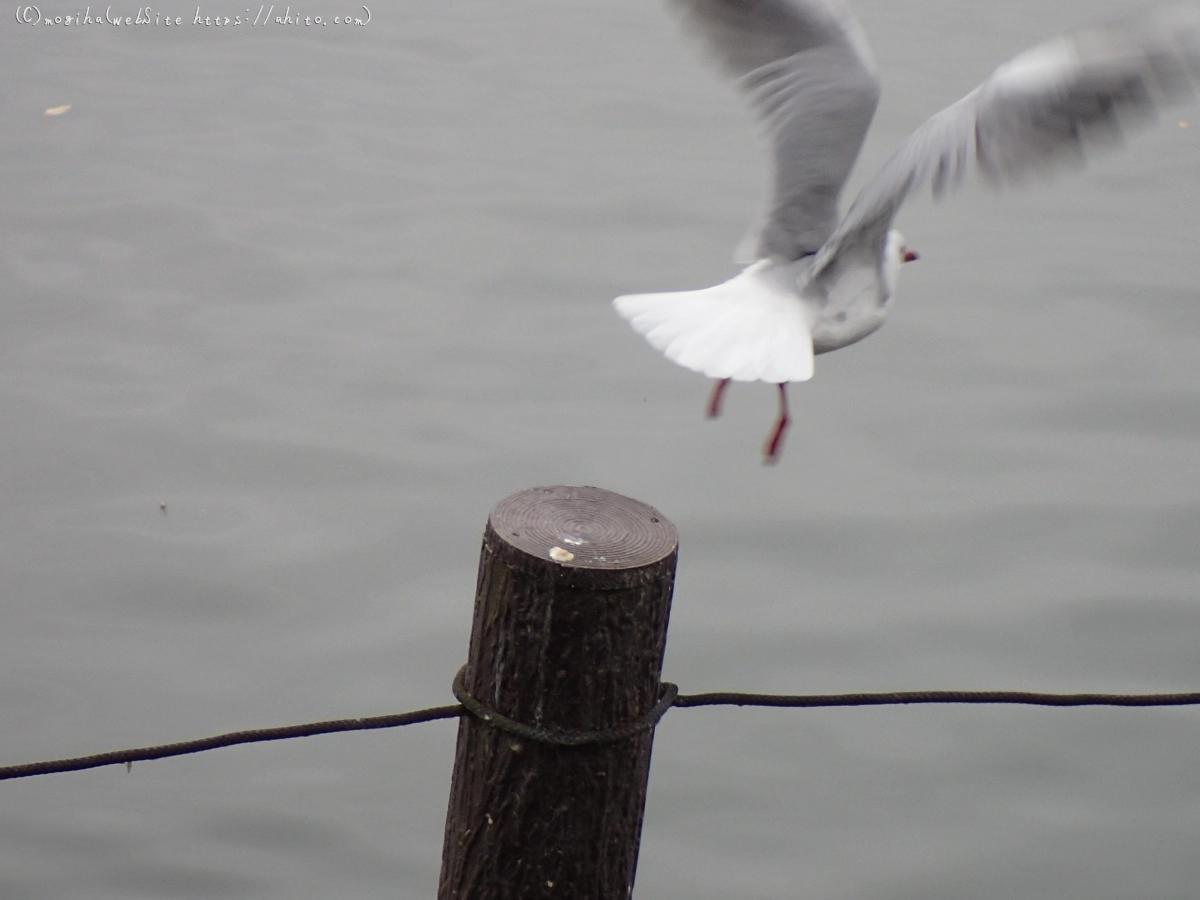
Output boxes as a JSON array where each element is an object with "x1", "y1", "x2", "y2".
[{"x1": 614, "y1": 0, "x2": 1200, "y2": 462}]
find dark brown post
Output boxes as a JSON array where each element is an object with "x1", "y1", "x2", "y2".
[{"x1": 438, "y1": 485, "x2": 678, "y2": 900}]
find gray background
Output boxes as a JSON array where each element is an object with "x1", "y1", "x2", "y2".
[{"x1": 3, "y1": 1, "x2": 1199, "y2": 897}]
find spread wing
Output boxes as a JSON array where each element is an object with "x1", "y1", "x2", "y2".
[
  {"x1": 669, "y1": 0, "x2": 882, "y2": 260},
  {"x1": 812, "y1": 4, "x2": 1200, "y2": 277}
]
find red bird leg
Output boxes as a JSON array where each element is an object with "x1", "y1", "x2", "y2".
[
  {"x1": 763, "y1": 383, "x2": 790, "y2": 463},
  {"x1": 707, "y1": 377, "x2": 731, "y2": 419}
]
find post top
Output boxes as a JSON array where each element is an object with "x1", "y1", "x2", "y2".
[{"x1": 489, "y1": 485, "x2": 677, "y2": 570}]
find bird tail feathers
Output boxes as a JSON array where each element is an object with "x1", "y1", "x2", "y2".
[{"x1": 613, "y1": 261, "x2": 815, "y2": 383}]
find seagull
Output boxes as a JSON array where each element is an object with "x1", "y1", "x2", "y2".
[{"x1": 613, "y1": 0, "x2": 1200, "y2": 462}]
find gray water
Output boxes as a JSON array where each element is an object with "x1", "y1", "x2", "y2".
[{"x1": 3, "y1": 2, "x2": 1200, "y2": 897}]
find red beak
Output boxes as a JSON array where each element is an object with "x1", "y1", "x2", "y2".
[{"x1": 903, "y1": 250, "x2": 919, "y2": 263}]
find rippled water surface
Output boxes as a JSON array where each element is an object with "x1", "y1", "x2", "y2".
[{"x1": 4, "y1": 2, "x2": 1200, "y2": 897}]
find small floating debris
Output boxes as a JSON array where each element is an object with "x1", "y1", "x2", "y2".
[{"x1": 44, "y1": 105, "x2": 71, "y2": 116}]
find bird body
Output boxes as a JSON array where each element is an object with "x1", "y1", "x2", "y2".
[
  {"x1": 614, "y1": 228, "x2": 910, "y2": 383},
  {"x1": 613, "y1": 0, "x2": 1200, "y2": 460}
]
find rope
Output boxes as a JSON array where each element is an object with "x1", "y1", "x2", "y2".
[
  {"x1": 452, "y1": 666, "x2": 678, "y2": 745},
  {"x1": 0, "y1": 705, "x2": 462, "y2": 781},
  {"x1": 3, "y1": 681, "x2": 1198, "y2": 781},
  {"x1": 673, "y1": 689, "x2": 1200, "y2": 709}
]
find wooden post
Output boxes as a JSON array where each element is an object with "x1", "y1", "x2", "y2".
[{"x1": 438, "y1": 485, "x2": 678, "y2": 900}]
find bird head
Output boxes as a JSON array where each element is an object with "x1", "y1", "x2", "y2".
[
  {"x1": 891, "y1": 230, "x2": 919, "y2": 264},
  {"x1": 883, "y1": 230, "x2": 918, "y2": 295}
]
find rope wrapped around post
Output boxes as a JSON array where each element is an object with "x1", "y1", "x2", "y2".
[{"x1": 451, "y1": 665, "x2": 679, "y2": 746}]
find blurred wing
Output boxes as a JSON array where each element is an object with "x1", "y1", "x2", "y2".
[
  {"x1": 812, "y1": 4, "x2": 1200, "y2": 276},
  {"x1": 669, "y1": 0, "x2": 882, "y2": 260}
]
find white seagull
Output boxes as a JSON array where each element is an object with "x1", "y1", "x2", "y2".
[{"x1": 613, "y1": 0, "x2": 1200, "y2": 462}]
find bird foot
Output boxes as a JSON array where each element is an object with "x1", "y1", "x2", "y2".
[
  {"x1": 762, "y1": 384, "x2": 789, "y2": 464},
  {"x1": 763, "y1": 418, "x2": 788, "y2": 463},
  {"x1": 706, "y1": 378, "x2": 731, "y2": 419}
]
